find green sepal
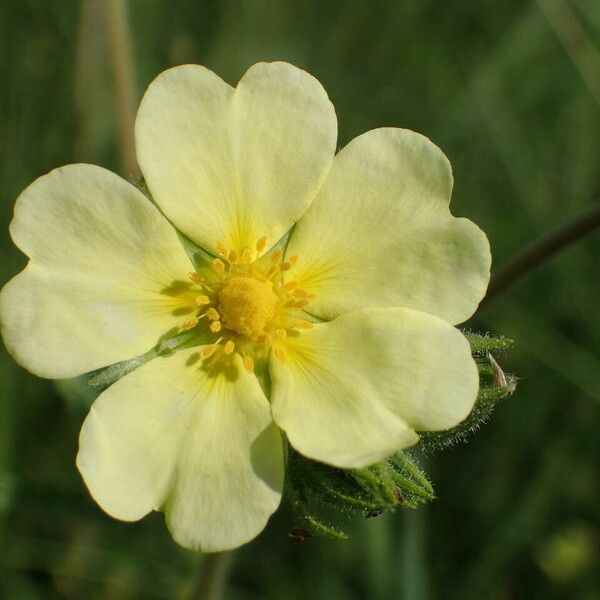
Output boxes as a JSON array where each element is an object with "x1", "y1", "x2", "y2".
[
  {"x1": 176, "y1": 231, "x2": 216, "y2": 272},
  {"x1": 287, "y1": 467, "x2": 348, "y2": 541},
  {"x1": 286, "y1": 448, "x2": 434, "y2": 540},
  {"x1": 87, "y1": 328, "x2": 208, "y2": 390},
  {"x1": 418, "y1": 350, "x2": 516, "y2": 453},
  {"x1": 135, "y1": 176, "x2": 215, "y2": 271},
  {"x1": 135, "y1": 176, "x2": 153, "y2": 200},
  {"x1": 386, "y1": 451, "x2": 435, "y2": 507},
  {"x1": 463, "y1": 330, "x2": 514, "y2": 356}
]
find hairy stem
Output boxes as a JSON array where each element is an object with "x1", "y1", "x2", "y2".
[
  {"x1": 194, "y1": 552, "x2": 232, "y2": 600},
  {"x1": 481, "y1": 201, "x2": 600, "y2": 306}
]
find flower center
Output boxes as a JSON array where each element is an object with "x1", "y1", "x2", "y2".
[
  {"x1": 218, "y1": 275, "x2": 279, "y2": 339},
  {"x1": 180, "y1": 236, "x2": 316, "y2": 374}
]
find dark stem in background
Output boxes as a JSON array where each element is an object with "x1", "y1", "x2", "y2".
[
  {"x1": 105, "y1": 0, "x2": 139, "y2": 178},
  {"x1": 481, "y1": 201, "x2": 600, "y2": 306},
  {"x1": 193, "y1": 552, "x2": 233, "y2": 600}
]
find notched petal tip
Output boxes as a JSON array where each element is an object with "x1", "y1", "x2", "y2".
[
  {"x1": 135, "y1": 60, "x2": 337, "y2": 257},
  {"x1": 284, "y1": 127, "x2": 490, "y2": 324}
]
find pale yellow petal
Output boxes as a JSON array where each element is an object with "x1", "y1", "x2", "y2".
[
  {"x1": 285, "y1": 128, "x2": 491, "y2": 325},
  {"x1": 0, "y1": 164, "x2": 195, "y2": 379},
  {"x1": 135, "y1": 62, "x2": 337, "y2": 254},
  {"x1": 271, "y1": 307, "x2": 478, "y2": 469},
  {"x1": 77, "y1": 346, "x2": 284, "y2": 552}
]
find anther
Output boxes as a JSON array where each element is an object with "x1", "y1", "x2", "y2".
[
  {"x1": 289, "y1": 254, "x2": 299, "y2": 266},
  {"x1": 294, "y1": 300, "x2": 309, "y2": 309},
  {"x1": 213, "y1": 259, "x2": 225, "y2": 275},
  {"x1": 293, "y1": 288, "x2": 309, "y2": 297},
  {"x1": 210, "y1": 321, "x2": 222, "y2": 333},
  {"x1": 181, "y1": 316, "x2": 199, "y2": 330},
  {"x1": 281, "y1": 262, "x2": 292, "y2": 271},
  {"x1": 271, "y1": 249, "x2": 283, "y2": 263},
  {"x1": 295, "y1": 320, "x2": 314, "y2": 329},
  {"x1": 256, "y1": 236, "x2": 268, "y2": 253},
  {"x1": 224, "y1": 340, "x2": 235, "y2": 355},
  {"x1": 206, "y1": 307, "x2": 220, "y2": 321},
  {"x1": 275, "y1": 348, "x2": 287, "y2": 363},
  {"x1": 216, "y1": 241, "x2": 228, "y2": 256},
  {"x1": 243, "y1": 355, "x2": 254, "y2": 374},
  {"x1": 228, "y1": 249, "x2": 238, "y2": 263},
  {"x1": 257, "y1": 334, "x2": 269, "y2": 345},
  {"x1": 242, "y1": 248, "x2": 253, "y2": 264},
  {"x1": 201, "y1": 344, "x2": 217, "y2": 358},
  {"x1": 188, "y1": 272, "x2": 205, "y2": 284},
  {"x1": 276, "y1": 328, "x2": 287, "y2": 339},
  {"x1": 283, "y1": 281, "x2": 298, "y2": 292},
  {"x1": 195, "y1": 295, "x2": 210, "y2": 305}
]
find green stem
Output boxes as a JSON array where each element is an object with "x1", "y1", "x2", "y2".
[
  {"x1": 194, "y1": 552, "x2": 233, "y2": 600},
  {"x1": 536, "y1": 0, "x2": 600, "y2": 108},
  {"x1": 481, "y1": 201, "x2": 600, "y2": 306},
  {"x1": 105, "y1": 0, "x2": 139, "y2": 178}
]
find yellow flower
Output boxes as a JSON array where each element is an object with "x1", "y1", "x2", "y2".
[{"x1": 0, "y1": 62, "x2": 490, "y2": 551}]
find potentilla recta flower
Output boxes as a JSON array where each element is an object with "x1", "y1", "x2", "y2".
[{"x1": 0, "y1": 62, "x2": 491, "y2": 551}]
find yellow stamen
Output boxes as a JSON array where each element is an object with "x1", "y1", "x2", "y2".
[
  {"x1": 293, "y1": 288, "x2": 310, "y2": 297},
  {"x1": 201, "y1": 344, "x2": 218, "y2": 358},
  {"x1": 243, "y1": 355, "x2": 254, "y2": 374},
  {"x1": 213, "y1": 259, "x2": 225, "y2": 274},
  {"x1": 188, "y1": 272, "x2": 205, "y2": 284},
  {"x1": 256, "y1": 236, "x2": 268, "y2": 253},
  {"x1": 196, "y1": 238, "x2": 315, "y2": 368},
  {"x1": 181, "y1": 316, "x2": 199, "y2": 330},
  {"x1": 206, "y1": 307, "x2": 220, "y2": 321},
  {"x1": 242, "y1": 248, "x2": 253, "y2": 264}
]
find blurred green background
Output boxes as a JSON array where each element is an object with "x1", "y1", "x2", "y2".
[{"x1": 1, "y1": 0, "x2": 599, "y2": 598}]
